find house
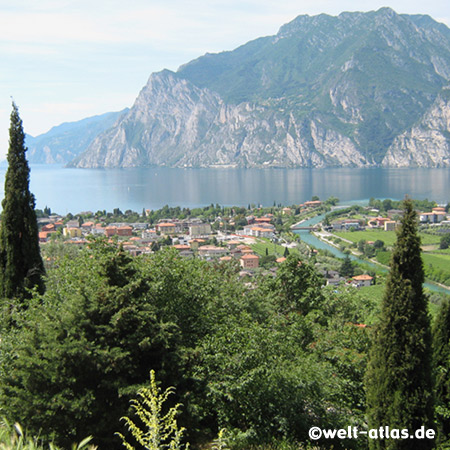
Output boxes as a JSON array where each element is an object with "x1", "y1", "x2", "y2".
[
  {"x1": 189, "y1": 223, "x2": 212, "y2": 237},
  {"x1": 243, "y1": 225, "x2": 274, "y2": 238},
  {"x1": 172, "y1": 244, "x2": 193, "y2": 258},
  {"x1": 91, "y1": 224, "x2": 106, "y2": 236},
  {"x1": 63, "y1": 227, "x2": 82, "y2": 238},
  {"x1": 368, "y1": 217, "x2": 390, "y2": 228},
  {"x1": 226, "y1": 240, "x2": 241, "y2": 250},
  {"x1": 419, "y1": 208, "x2": 447, "y2": 224},
  {"x1": 142, "y1": 229, "x2": 158, "y2": 241},
  {"x1": 81, "y1": 221, "x2": 94, "y2": 231},
  {"x1": 39, "y1": 231, "x2": 49, "y2": 243},
  {"x1": 41, "y1": 223, "x2": 55, "y2": 232},
  {"x1": 156, "y1": 223, "x2": 176, "y2": 235},
  {"x1": 197, "y1": 245, "x2": 228, "y2": 259},
  {"x1": 322, "y1": 269, "x2": 345, "y2": 286},
  {"x1": 117, "y1": 226, "x2": 133, "y2": 237},
  {"x1": 351, "y1": 274, "x2": 373, "y2": 287},
  {"x1": 240, "y1": 254, "x2": 260, "y2": 269},
  {"x1": 304, "y1": 200, "x2": 322, "y2": 208},
  {"x1": 189, "y1": 239, "x2": 206, "y2": 250},
  {"x1": 384, "y1": 220, "x2": 397, "y2": 231},
  {"x1": 219, "y1": 256, "x2": 233, "y2": 262},
  {"x1": 333, "y1": 220, "x2": 362, "y2": 231},
  {"x1": 254, "y1": 217, "x2": 272, "y2": 224},
  {"x1": 66, "y1": 219, "x2": 80, "y2": 228},
  {"x1": 105, "y1": 226, "x2": 117, "y2": 237}
]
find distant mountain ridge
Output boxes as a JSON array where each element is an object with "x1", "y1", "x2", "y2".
[
  {"x1": 26, "y1": 109, "x2": 128, "y2": 164},
  {"x1": 40, "y1": 8, "x2": 450, "y2": 168}
]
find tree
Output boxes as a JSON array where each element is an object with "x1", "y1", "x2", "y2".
[
  {"x1": 0, "y1": 241, "x2": 182, "y2": 449},
  {"x1": 339, "y1": 255, "x2": 354, "y2": 277},
  {"x1": 0, "y1": 103, "x2": 44, "y2": 301},
  {"x1": 365, "y1": 199, "x2": 433, "y2": 450},
  {"x1": 273, "y1": 255, "x2": 323, "y2": 315},
  {"x1": 432, "y1": 299, "x2": 450, "y2": 446},
  {"x1": 439, "y1": 233, "x2": 450, "y2": 250}
]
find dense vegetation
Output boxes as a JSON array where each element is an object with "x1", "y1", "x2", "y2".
[
  {"x1": 1, "y1": 109, "x2": 449, "y2": 449},
  {"x1": 366, "y1": 200, "x2": 434, "y2": 449},
  {"x1": 0, "y1": 238, "x2": 380, "y2": 449},
  {"x1": 0, "y1": 103, "x2": 45, "y2": 301}
]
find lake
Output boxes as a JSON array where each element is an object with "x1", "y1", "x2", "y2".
[{"x1": 0, "y1": 165, "x2": 449, "y2": 214}]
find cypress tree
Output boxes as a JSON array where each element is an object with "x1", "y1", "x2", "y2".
[
  {"x1": 339, "y1": 254, "x2": 354, "y2": 277},
  {"x1": 365, "y1": 199, "x2": 433, "y2": 450},
  {"x1": 432, "y1": 299, "x2": 450, "y2": 445},
  {"x1": 0, "y1": 103, "x2": 45, "y2": 301}
]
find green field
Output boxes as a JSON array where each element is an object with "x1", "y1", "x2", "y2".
[
  {"x1": 423, "y1": 252, "x2": 450, "y2": 270},
  {"x1": 334, "y1": 230, "x2": 441, "y2": 247},
  {"x1": 251, "y1": 239, "x2": 301, "y2": 258}
]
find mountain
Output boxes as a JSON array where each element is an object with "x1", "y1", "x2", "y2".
[
  {"x1": 26, "y1": 109, "x2": 128, "y2": 164},
  {"x1": 69, "y1": 8, "x2": 450, "y2": 168}
]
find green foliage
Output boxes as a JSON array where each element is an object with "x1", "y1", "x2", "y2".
[
  {"x1": 117, "y1": 370, "x2": 189, "y2": 450},
  {"x1": 423, "y1": 253, "x2": 450, "y2": 286},
  {"x1": 0, "y1": 419, "x2": 96, "y2": 450},
  {"x1": 440, "y1": 233, "x2": 450, "y2": 250},
  {"x1": 365, "y1": 199, "x2": 434, "y2": 449},
  {"x1": 339, "y1": 255, "x2": 354, "y2": 277},
  {"x1": 0, "y1": 233, "x2": 382, "y2": 450},
  {"x1": 271, "y1": 255, "x2": 324, "y2": 315},
  {"x1": 432, "y1": 299, "x2": 450, "y2": 446},
  {"x1": 0, "y1": 103, "x2": 45, "y2": 302},
  {"x1": 0, "y1": 241, "x2": 183, "y2": 449}
]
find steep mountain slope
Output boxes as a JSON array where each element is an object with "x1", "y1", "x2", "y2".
[
  {"x1": 26, "y1": 110, "x2": 128, "y2": 164},
  {"x1": 71, "y1": 8, "x2": 450, "y2": 168}
]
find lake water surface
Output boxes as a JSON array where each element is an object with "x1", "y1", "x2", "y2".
[{"x1": 0, "y1": 165, "x2": 449, "y2": 214}]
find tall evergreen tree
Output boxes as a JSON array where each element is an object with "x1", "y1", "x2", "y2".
[
  {"x1": 0, "y1": 103, "x2": 45, "y2": 300},
  {"x1": 365, "y1": 199, "x2": 433, "y2": 450},
  {"x1": 339, "y1": 254, "x2": 354, "y2": 277},
  {"x1": 432, "y1": 299, "x2": 450, "y2": 445}
]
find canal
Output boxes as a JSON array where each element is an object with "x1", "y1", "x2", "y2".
[{"x1": 293, "y1": 211, "x2": 450, "y2": 295}]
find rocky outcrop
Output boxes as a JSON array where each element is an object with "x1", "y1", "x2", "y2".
[
  {"x1": 382, "y1": 93, "x2": 450, "y2": 167},
  {"x1": 62, "y1": 9, "x2": 450, "y2": 168},
  {"x1": 71, "y1": 71, "x2": 369, "y2": 168}
]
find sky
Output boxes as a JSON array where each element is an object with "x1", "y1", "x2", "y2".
[{"x1": 1, "y1": 0, "x2": 450, "y2": 160}]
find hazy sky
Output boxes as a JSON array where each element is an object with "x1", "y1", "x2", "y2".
[{"x1": 1, "y1": 0, "x2": 450, "y2": 160}]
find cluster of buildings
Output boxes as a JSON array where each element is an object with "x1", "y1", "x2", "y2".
[
  {"x1": 240, "y1": 216, "x2": 276, "y2": 239},
  {"x1": 322, "y1": 270, "x2": 374, "y2": 288},
  {"x1": 38, "y1": 214, "x2": 271, "y2": 272},
  {"x1": 419, "y1": 207, "x2": 449, "y2": 224},
  {"x1": 331, "y1": 206, "x2": 449, "y2": 233}
]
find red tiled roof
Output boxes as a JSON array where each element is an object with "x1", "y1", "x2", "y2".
[
  {"x1": 241, "y1": 254, "x2": 259, "y2": 260},
  {"x1": 352, "y1": 274, "x2": 373, "y2": 281}
]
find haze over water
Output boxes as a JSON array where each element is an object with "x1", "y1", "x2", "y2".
[{"x1": 0, "y1": 165, "x2": 449, "y2": 215}]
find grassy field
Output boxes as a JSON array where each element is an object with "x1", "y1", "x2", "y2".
[
  {"x1": 423, "y1": 252, "x2": 450, "y2": 270},
  {"x1": 334, "y1": 230, "x2": 441, "y2": 247},
  {"x1": 376, "y1": 249, "x2": 450, "y2": 287},
  {"x1": 251, "y1": 239, "x2": 301, "y2": 258}
]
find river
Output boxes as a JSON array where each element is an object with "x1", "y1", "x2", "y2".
[{"x1": 293, "y1": 211, "x2": 450, "y2": 295}]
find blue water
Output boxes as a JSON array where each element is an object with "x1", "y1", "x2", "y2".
[{"x1": 0, "y1": 165, "x2": 449, "y2": 215}]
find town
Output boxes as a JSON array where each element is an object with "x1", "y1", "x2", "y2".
[{"x1": 36, "y1": 197, "x2": 450, "y2": 290}]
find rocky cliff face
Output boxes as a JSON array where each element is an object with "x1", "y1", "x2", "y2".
[
  {"x1": 70, "y1": 71, "x2": 369, "y2": 168},
  {"x1": 382, "y1": 93, "x2": 450, "y2": 167},
  {"x1": 67, "y1": 8, "x2": 450, "y2": 168}
]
